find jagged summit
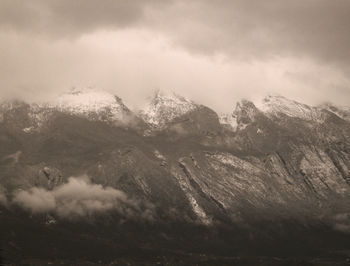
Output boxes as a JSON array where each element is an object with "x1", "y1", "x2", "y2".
[
  {"x1": 219, "y1": 95, "x2": 331, "y2": 131},
  {"x1": 139, "y1": 90, "x2": 198, "y2": 127},
  {"x1": 235, "y1": 99, "x2": 260, "y2": 122},
  {"x1": 219, "y1": 99, "x2": 260, "y2": 131}
]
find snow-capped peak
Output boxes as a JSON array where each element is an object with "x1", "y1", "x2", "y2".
[
  {"x1": 42, "y1": 87, "x2": 131, "y2": 122},
  {"x1": 51, "y1": 87, "x2": 125, "y2": 112},
  {"x1": 256, "y1": 94, "x2": 323, "y2": 121},
  {"x1": 139, "y1": 90, "x2": 198, "y2": 127}
]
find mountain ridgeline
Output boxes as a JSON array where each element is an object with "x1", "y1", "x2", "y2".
[{"x1": 1, "y1": 88, "x2": 350, "y2": 264}]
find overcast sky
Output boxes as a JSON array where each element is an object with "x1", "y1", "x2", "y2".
[{"x1": 1, "y1": 0, "x2": 350, "y2": 112}]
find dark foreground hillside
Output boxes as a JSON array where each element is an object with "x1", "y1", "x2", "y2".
[{"x1": 1, "y1": 207, "x2": 350, "y2": 265}]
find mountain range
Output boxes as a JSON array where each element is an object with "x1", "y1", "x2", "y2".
[{"x1": 1, "y1": 88, "x2": 350, "y2": 265}]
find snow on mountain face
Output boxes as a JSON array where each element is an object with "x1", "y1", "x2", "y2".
[
  {"x1": 257, "y1": 95, "x2": 324, "y2": 121},
  {"x1": 219, "y1": 113, "x2": 237, "y2": 131},
  {"x1": 139, "y1": 91, "x2": 198, "y2": 127},
  {"x1": 43, "y1": 88, "x2": 131, "y2": 122},
  {"x1": 0, "y1": 88, "x2": 135, "y2": 133}
]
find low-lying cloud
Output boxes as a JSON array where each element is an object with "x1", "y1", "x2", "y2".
[
  {"x1": 13, "y1": 187, "x2": 55, "y2": 213},
  {"x1": 12, "y1": 176, "x2": 154, "y2": 220}
]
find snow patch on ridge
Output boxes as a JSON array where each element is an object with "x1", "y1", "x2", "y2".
[{"x1": 13, "y1": 88, "x2": 134, "y2": 131}]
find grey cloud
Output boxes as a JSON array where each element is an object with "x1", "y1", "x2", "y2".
[
  {"x1": 12, "y1": 176, "x2": 155, "y2": 220},
  {"x1": 1, "y1": 0, "x2": 350, "y2": 67},
  {"x1": 153, "y1": 0, "x2": 350, "y2": 67},
  {"x1": 0, "y1": 0, "x2": 171, "y2": 38}
]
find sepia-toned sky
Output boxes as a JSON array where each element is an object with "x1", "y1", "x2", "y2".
[{"x1": 1, "y1": 0, "x2": 350, "y2": 112}]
